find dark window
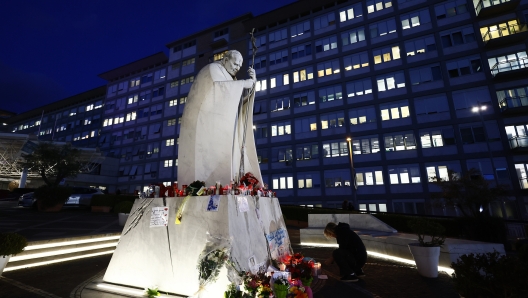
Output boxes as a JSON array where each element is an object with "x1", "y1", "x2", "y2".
[
  {"x1": 464, "y1": 33, "x2": 475, "y2": 43},
  {"x1": 471, "y1": 59, "x2": 481, "y2": 72},
  {"x1": 460, "y1": 66, "x2": 471, "y2": 75},
  {"x1": 427, "y1": 43, "x2": 437, "y2": 51},
  {"x1": 452, "y1": 32, "x2": 463, "y2": 45},
  {"x1": 441, "y1": 35, "x2": 452, "y2": 47},
  {"x1": 448, "y1": 69, "x2": 459, "y2": 78},
  {"x1": 431, "y1": 66, "x2": 442, "y2": 81}
]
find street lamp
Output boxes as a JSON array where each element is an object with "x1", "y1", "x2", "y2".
[
  {"x1": 472, "y1": 102, "x2": 501, "y2": 214},
  {"x1": 346, "y1": 137, "x2": 358, "y2": 210}
]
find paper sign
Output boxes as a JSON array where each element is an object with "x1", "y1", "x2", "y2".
[
  {"x1": 266, "y1": 228, "x2": 287, "y2": 259},
  {"x1": 248, "y1": 255, "x2": 258, "y2": 273},
  {"x1": 207, "y1": 195, "x2": 221, "y2": 212},
  {"x1": 150, "y1": 207, "x2": 169, "y2": 227},
  {"x1": 237, "y1": 196, "x2": 249, "y2": 213}
]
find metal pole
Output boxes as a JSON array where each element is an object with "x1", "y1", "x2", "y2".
[
  {"x1": 474, "y1": 102, "x2": 502, "y2": 216},
  {"x1": 346, "y1": 137, "x2": 357, "y2": 209}
]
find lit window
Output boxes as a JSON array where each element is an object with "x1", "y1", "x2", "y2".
[{"x1": 339, "y1": 3, "x2": 363, "y2": 22}]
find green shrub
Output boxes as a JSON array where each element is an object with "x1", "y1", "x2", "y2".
[
  {"x1": 90, "y1": 194, "x2": 116, "y2": 207},
  {"x1": 114, "y1": 201, "x2": 134, "y2": 214},
  {"x1": 451, "y1": 248, "x2": 528, "y2": 298},
  {"x1": 34, "y1": 185, "x2": 72, "y2": 208},
  {"x1": 0, "y1": 232, "x2": 28, "y2": 257}
]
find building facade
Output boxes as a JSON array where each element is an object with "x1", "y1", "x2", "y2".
[{"x1": 7, "y1": 0, "x2": 528, "y2": 219}]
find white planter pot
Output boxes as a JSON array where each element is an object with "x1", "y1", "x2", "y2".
[
  {"x1": 408, "y1": 243, "x2": 440, "y2": 278},
  {"x1": 118, "y1": 213, "x2": 130, "y2": 226},
  {"x1": 0, "y1": 255, "x2": 11, "y2": 276}
]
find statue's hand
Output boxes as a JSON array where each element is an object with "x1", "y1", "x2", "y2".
[{"x1": 247, "y1": 67, "x2": 256, "y2": 83}]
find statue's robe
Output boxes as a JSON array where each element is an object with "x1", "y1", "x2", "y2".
[{"x1": 177, "y1": 62, "x2": 263, "y2": 187}]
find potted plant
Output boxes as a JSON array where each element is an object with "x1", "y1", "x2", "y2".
[
  {"x1": 90, "y1": 194, "x2": 116, "y2": 212},
  {"x1": 0, "y1": 232, "x2": 28, "y2": 275},
  {"x1": 34, "y1": 185, "x2": 72, "y2": 212},
  {"x1": 407, "y1": 217, "x2": 446, "y2": 278},
  {"x1": 114, "y1": 201, "x2": 134, "y2": 226}
]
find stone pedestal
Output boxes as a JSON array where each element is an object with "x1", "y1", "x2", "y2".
[{"x1": 103, "y1": 195, "x2": 290, "y2": 296}]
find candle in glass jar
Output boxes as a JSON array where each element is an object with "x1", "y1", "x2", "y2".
[{"x1": 312, "y1": 262, "x2": 321, "y2": 276}]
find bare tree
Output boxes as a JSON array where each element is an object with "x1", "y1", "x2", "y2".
[
  {"x1": 19, "y1": 142, "x2": 83, "y2": 187},
  {"x1": 431, "y1": 168, "x2": 508, "y2": 217}
]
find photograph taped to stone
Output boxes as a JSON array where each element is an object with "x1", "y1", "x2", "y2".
[
  {"x1": 248, "y1": 255, "x2": 257, "y2": 273},
  {"x1": 150, "y1": 206, "x2": 169, "y2": 227},
  {"x1": 206, "y1": 195, "x2": 220, "y2": 212},
  {"x1": 237, "y1": 196, "x2": 249, "y2": 213}
]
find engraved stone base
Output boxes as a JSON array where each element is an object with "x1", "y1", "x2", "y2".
[{"x1": 103, "y1": 195, "x2": 290, "y2": 296}]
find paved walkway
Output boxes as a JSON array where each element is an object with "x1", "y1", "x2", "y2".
[{"x1": 0, "y1": 200, "x2": 460, "y2": 297}]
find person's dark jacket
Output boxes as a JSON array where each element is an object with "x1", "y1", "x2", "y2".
[{"x1": 335, "y1": 222, "x2": 367, "y2": 258}]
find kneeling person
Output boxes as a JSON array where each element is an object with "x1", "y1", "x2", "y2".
[{"x1": 323, "y1": 222, "x2": 367, "y2": 282}]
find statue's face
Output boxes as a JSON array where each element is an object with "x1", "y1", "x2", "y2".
[{"x1": 223, "y1": 54, "x2": 243, "y2": 76}]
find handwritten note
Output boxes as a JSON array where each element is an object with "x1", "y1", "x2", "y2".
[{"x1": 150, "y1": 207, "x2": 169, "y2": 227}]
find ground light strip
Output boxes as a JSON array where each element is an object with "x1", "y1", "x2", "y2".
[
  {"x1": 96, "y1": 284, "x2": 146, "y2": 296},
  {"x1": 301, "y1": 242, "x2": 454, "y2": 275},
  {"x1": 3, "y1": 250, "x2": 115, "y2": 272},
  {"x1": 96, "y1": 284, "x2": 174, "y2": 297},
  {"x1": 367, "y1": 251, "x2": 454, "y2": 275},
  {"x1": 24, "y1": 235, "x2": 121, "y2": 250},
  {"x1": 10, "y1": 242, "x2": 118, "y2": 261}
]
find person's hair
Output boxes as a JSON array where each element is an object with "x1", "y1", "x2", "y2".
[
  {"x1": 324, "y1": 222, "x2": 337, "y2": 238},
  {"x1": 222, "y1": 50, "x2": 242, "y2": 63}
]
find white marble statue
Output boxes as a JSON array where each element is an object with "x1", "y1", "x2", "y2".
[{"x1": 178, "y1": 50, "x2": 263, "y2": 187}]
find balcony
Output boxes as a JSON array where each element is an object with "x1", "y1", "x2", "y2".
[
  {"x1": 475, "y1": 0, "x2": 520, "y2": 18},
  {"x1": 509, "y1": 135, "x2": 528, "y2": 151},
  {"x1": 491, "y1": 57, "x2": 528, "y2": 80},
  {"x1": 499, "y1": 96, "x2": 528, "y2": 115},
  {"x1": 482, "y1": 23, "x2": 528, "y2": 48}
]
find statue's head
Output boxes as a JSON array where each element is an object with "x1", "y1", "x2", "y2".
[{"x1": 221, "y1": 50, "x2": 243, "y2": 76}]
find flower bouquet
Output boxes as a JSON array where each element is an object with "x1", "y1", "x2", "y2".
[
  {"x1": 194, "y1": 235, "x2": 231, "y2": 296},
  {"x1": 273, "y1": 275, "x2": 289, "y2": 298},
  {"x1": 241, "y1": 271, "x2": 270, "y2": 298},
  {"x1": 197, "y1": 247, "x2": 229, "y2": 285},
  {"x1": 224, "y1": 283, "x2": 243, "y2": 298},
  {"x1": 284, "y1": 253, "x2": 314, "y2": 298},
  {"x1": 186, "y1": 180, "x2": 205, "y2": 196},
  {"x1": 287, "y1": 286, "x2": 308, "y2": 298},
  {"x1": 240, "y1": 172, "x2": 259, "y2": 189}
]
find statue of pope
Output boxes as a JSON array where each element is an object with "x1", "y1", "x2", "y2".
[{"x1": 177, "y1": 50, "x2": 263, "y2": 188}]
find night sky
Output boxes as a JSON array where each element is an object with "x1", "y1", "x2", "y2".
[{"x1": 0, "y1": 0, "x2": 297, "y2": 114}]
